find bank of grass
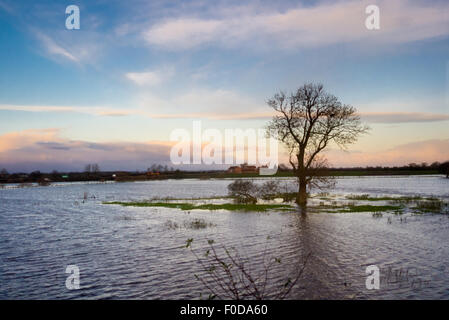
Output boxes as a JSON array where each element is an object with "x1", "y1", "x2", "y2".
[
  {"x1": 103, "y1": 201, "x2": 294, "y2": 212},
  {"x1": 310, "y1": 203, "x2": 404, "y2": 213},
  {"x1": 343, "y1": 194, "x2": 449, "y2": 214},
  {"x1": 345, "y1": 194, "x2": 437, "y2": 202},
  {"x1": 336, "y1": 204, "x2": 403, "y2": 213},
  {"x1": 104, "y1": 194, "x2": 448, "y2": 215},
  {"x1": 149, "y1": 195, "x2": 234, "y2": 201}
]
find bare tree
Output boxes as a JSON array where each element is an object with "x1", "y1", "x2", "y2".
[
  {"x1": 257, "y1": 180, "x2": 281, "y2": 200},
  {"x1": 84, "y1": 164, "x2": 92, "y2": 173},
  {"x1": 267, "y1": 83, "x2": 369, "y2": 205},
  {"x1": 186, "y1": 239, "x2": 309, "y2": 300},
  {"x1": 227, "y1": 180, "x2": 258, "y2": 204},
  {"x1": 91, "y1": 163, "x2": 100, "y2": 173},
  {"x1": 439, "y1": 161, "x2": 449, "y2": 178}
]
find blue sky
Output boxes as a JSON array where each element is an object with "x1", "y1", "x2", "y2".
[{"x1": 0, "y1": 0, "x2": 448, "y2": 172}]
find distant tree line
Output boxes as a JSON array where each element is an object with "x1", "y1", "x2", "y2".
[
  {"x1": 147, "y1": 164, "x2": 174, "y2": 173},
  {"x1": 84, "y1": 163, "x2": 100, "y2": 174},
  {"x1": 0, "y1": 160, "x2": 448, "y2": 184},
  {"x1": 276, "y1": 161, "x2": 449, "y2": 174}
]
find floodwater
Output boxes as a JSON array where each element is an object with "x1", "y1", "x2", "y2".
[{"x1": 0, "y1": 175, "x2": 448, "y2": 299}]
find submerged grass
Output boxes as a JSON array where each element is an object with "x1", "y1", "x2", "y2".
[
  {"x1": 308, "y1": 203, "x2": 404, "y2": 214},
  {"x1": 345, "y1": 194, "x2": 437, "y2": 202},
  {"x1": 336, "y1": 205, "x2": 403, "y2": 213},
  {"x1": 149, "y1": 195, "x2": 233, "y2": 201},
  {"x1": 185, "y1": 218, "x2": 216, "y2": 229},
  {"x1": 164, "y1": 218, "x2": 216, "y2": 229},
  {"x1": 104, "y1": 193, "x2": 447, "y2": 215},
  {"x1": 413, "y1": 199, "x2": 448, "y2": 214},
  {"x1": 104, "y1": 201, "x2": 293, "y2": 212}
]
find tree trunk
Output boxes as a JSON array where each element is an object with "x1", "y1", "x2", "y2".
[{"x1": 297, "y1": 177, "x2": 308, "y2": 205}]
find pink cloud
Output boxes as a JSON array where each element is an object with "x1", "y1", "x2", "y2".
[
  {"x1": 323, "y1": 139, "x2": 449, "y2": 167},
  {"x1": 0, "y1": 128, "x2": 61, "y2": 152},
  {"x1": 0, "y1": 129, "x2": 174, "y2": 172},
  {"x1": 1, "y1": 129, "x2": 448, "y2": 172}
]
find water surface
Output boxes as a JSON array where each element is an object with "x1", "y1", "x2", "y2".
[{"x1": 0, "y1": 175, "x2": 448, "y2": 299}]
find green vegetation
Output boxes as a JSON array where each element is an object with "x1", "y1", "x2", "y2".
[
  {"x1": 346, "y1": 194, "x2": 437, "y2": 202},
  {"x1": 414, "y1": 199, "x2": 447, "y2": 214},
  {"x1": 312, "y1": 197, "x2": 449, "y2": 215},
  {"x1": 336, "y1": 204, "x2": 403, "y2": 213},
  {"x1": 105, "y1": 186, "x2": 448, "y2": 215},
  {"x1": 309, "y1": 203, "x2": 403, "y2": 213},
  {"x1": 345, "y1": 194, "x2": 371, "y2": 200},
  {"x1": 312, "y1": 192, "x2": 332, "y2": 200},
  {"x1": 104, "y1": 201, "x2": 293, "y2": 212},
  {"x1": 147, "y1": 195, "x2": 233, "y2": 202}
]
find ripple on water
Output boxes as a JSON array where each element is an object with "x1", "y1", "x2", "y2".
[{"x1": 0, "y1": 176, "x2": 448, "y2": 299}]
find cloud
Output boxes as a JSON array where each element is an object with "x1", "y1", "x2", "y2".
[
  {"x1": 136, "y1": 88, "x2": 263, "y2": 116},
  {"x1": 0, "y1": 104, "x2": 130, "y2": 116},
  {"x1": 35, "y1": 142, "x2": 71, "y2": 150},
  {"x1": 1, "y1": 129, "x2": 448, "y2": 172},
  {"x1": 324, "y1": 139, "x2": 449, "y2": 167},
  {"x1": 125, "y1": 67, "x2": 174, "y2": 86},
  {"x1": 0, "y1": 0, "x2": 14, "y2": 14},
  {"x1": 126, "y1": 71, "x2": 162, "y2": 86},
  {"x1": 0, "y1": 129, "x2": 174, "y2": 172},
  {"x1": 360, "y1": 112, "x2": 449, "y2": 123},
  {"x1": 143, "y1": 0, "x2": 449, "y2": 50},
  {"x1": 1, "y1": 102, "x2": 449, "y2": 123},
  {"x1": 34, "y1": 32, "x2": 79, "y2": 62},
  {"x1": 0, "y1": 128, "x2": 61, "y2": 152},
  {"x1": 32, "y1": 29, "x2": 104, "y2": 65}
]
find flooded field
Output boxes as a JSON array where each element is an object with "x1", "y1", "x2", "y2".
[{"x1": 0, "y1": 175, "x2": 448, "y2": 299}]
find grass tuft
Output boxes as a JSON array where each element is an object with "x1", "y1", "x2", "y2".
[{"x1": 414, "y1": 200, "x2": 447, "y2": 213}]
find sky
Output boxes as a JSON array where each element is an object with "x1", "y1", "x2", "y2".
[{"x1": 0, "y1": 0, "x2": 448, "y2": 172}]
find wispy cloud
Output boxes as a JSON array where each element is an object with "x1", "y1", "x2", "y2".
[
  {"x1": 143, "y1": 0, "x2": 449, "y2": 50},
  {"x1": 34, "y1": 31, "x2": 79, "y2": 63},
  {"x1": 360, "y1": 112, "x2": 449, "y2": 123},
  {"x1": 125, "y1": 67, "x2": 175, "y2": 86},
  {"x1": 1, "y1": 103, "x2": 448, "y2": 123},
  {"x1": 0, "y1": 0, "x2": 14, "y2": 14},
  {"x1": 137, "y1": 89, "x2": 262, "y2": 114},
  {"x1": 0, "y1": 104, "x2": 116, "y2": 115}
]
